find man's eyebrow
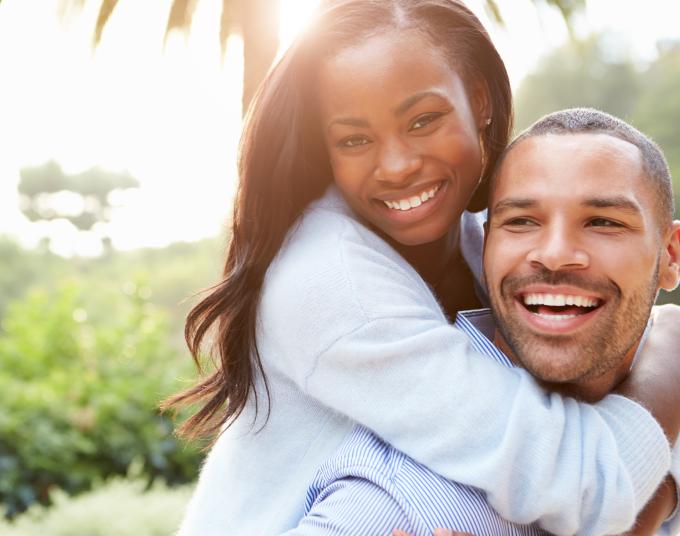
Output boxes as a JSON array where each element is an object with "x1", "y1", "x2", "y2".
[
  {"x1": 394, "y1": 90, "x2": 446, "y2": 116},
  {"x1": 491, "y1": 198, "x2": 537, "y2": 215},
  {"x1": 581, "y1": 196, "x2": 642, "y2": 214}
]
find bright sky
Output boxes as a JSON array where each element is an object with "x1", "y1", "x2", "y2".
[{"x1": 0, "y1": 0, "x2": 679, "y2": 256}]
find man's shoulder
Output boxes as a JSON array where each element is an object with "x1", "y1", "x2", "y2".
[{"x1": 312, "y1": 426, "x2": 407, "y2": 486}]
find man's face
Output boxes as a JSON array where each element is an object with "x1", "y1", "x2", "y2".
[{"x1": 484, "y1": 133, "x2": 678, "y2": 387}]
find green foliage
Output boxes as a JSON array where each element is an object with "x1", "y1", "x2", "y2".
[
  {"x1": 514, "y1": 35, "x2": 642, "y2": 131},
  {"x1": 0, "y1": 478, "x2": 194, "y2": 536},
  {"x1": 0, "y1": 283, "x2": 202, "y2": 518},
  {"x1": 0, "y1": 234, "x2": 223, "y2": 345}
]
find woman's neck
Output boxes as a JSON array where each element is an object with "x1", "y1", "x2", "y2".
[
  {"x1": 392, "y1": 225, "x2": 482, "y2": 319},
  {"x1": 393, "y1": 226, "x2": 459, "y2": 289}
]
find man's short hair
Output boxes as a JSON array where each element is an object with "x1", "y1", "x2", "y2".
[{"x1": 492, "y1": 108, "x2": 674, "y2": 227}]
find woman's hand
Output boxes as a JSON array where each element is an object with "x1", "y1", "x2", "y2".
[
  {"x1": 615, "y1": 304, "x2": 680, "y2": 443},
  {"x1": 624, "y1": 474, "x2": 677, "y2": 535}
]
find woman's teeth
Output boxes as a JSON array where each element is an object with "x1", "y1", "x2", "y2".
[{"x1": 383, "y1": 183, "x2": 441, "y2": 211}]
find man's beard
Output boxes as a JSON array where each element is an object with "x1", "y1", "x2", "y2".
[{"x1": 489, "y1": 265, "x2": 659, "y2": 384}]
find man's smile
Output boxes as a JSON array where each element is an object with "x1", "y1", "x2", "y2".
[{"x1": 510, "y1": 284, "x2": 608, "y2": 336}]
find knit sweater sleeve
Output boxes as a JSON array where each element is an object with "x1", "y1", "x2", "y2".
[{"x1": 258, "y1": 208, "x2": 671, "y2": 536}]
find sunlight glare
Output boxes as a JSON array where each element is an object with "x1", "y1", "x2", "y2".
[{"x1": 278, "y1": 0, "x2": 321, "y2": 54}]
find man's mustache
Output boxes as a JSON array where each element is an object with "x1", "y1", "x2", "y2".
[{"x1": 501, "y1": 267, "x2": 621, "y2": 299}]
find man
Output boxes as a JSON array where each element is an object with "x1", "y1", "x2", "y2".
[{"x1": 284, "y1": 109, "x2": 680, "y2": 535}]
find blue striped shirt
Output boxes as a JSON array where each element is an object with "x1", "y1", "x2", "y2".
[{"x1": 282, "y1": 309, "x2": 549, "y2": 536}]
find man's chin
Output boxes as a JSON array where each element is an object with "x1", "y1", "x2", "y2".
[{"x1": 514, "y1": 352, "x2": 591, "y2": 385}]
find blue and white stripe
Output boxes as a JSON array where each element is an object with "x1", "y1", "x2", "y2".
[{"x1": 282, "y1": 310, "x2": 548, "y2": 536}]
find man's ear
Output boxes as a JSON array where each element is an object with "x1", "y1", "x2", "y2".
[{"x1": 658, "y1": 221, "x2": 680, "y2": 291}]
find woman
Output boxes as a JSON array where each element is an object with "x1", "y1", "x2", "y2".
[{"x1": 171, "y1": 1, "x2": 680, "y2": 534}]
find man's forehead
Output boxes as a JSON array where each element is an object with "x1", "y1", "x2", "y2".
[{"x1": 492, "y1": 132, "x2": 648, "y2": 204}]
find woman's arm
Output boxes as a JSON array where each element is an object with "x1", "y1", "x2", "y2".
[
  {"x1": 261, "y1": 213, "x2": 678, "y2": 535},
  {"x1": 616, "y1": 305, "x2": 680, "y2": 443}
]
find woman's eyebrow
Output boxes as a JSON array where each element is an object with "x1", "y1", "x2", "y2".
[
  {"x1": 327, "y1": 90, "x2": 447, "y2": 131},
  {"x1": 394, "y1": 90, "x2": 446, "y2": 116},
  {"x1": 327, "y1": 116, "x2": 370, "y2": 131}
]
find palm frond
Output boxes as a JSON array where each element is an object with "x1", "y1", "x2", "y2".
[
  {"x1": 94, "y1": 0, "x2": 120, "y2": 44},
  {"x1": 483, "y1": 0, "x2": 504, "y2": 26},
  {"x1": 165, "y1": 0, "x2": 199, "y2": 36}
]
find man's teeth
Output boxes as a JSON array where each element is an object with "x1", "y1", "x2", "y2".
[
  {"x1": 523, "y1": 293, "x2": 599, "y2": 307},
  {"x1": 383, "y1": 184, "x2": 441, "y2": 211}
]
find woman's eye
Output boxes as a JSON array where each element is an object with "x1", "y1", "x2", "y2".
[
  {"x1": 410, "y1": 113, "x2": 441, "y2": 131},
  {"x1": 339, "y1": 136, "x2": 369, "y2": 148}
]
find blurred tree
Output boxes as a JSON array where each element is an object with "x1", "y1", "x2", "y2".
[
  {"x1": 61, "y1": 0, "x2": 582, "y2": 113},
  {"x1": 18, "y1": 160, "x2": 139, "y2": 253},
  {"x1": 631, "y1": 42, "x2": 680, "y2": 190},
  {"x1": 514, "y1": 35, "x2": 642, "y2": 131}
]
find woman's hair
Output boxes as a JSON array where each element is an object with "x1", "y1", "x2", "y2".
[{"x1": 163, "y1": 0, "x2": 513, "y2": 440}]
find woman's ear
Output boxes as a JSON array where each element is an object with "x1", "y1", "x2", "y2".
[
  {"x1": 658, "y1": 221, "x2": 680, "y2": 291},
  {"x1": 469, "y1": 77, "x2": 492, "y2": 131}
]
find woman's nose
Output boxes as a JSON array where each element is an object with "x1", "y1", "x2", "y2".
[{"x1": 375, "y1": 137, "x2": 423, "y2": 185}]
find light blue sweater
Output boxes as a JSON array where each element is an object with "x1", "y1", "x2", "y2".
[{"x1": 177, "y1": 185, "x2": 671, "y2": 536}]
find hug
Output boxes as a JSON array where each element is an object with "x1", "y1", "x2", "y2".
[{"x1": 165, "y1": 1, "x2": 680, "y2": 534}]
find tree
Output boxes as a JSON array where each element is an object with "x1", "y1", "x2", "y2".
[
  {"x1": 514, "y1": 35, "x2": 642, "y2": 131},
  {"x1": 62, "y1": 0, "x2": 279, "y2": 114},
  {"x1": 18, "y1": 160, "x2": 139, "y2": 252},
  {"x1": 62, "y1": 0, "x2": 583, "y2": 113}
]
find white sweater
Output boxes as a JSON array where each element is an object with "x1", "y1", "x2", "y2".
[{"x1": 177, "y1": 185, "x2": 671, "y2": 536}]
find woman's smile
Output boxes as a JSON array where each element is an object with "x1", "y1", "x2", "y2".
[{"x1": 374, "y1": 179, "x2": 449, "y2": 225}]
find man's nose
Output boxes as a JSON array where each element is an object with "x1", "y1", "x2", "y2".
[
  {"x1": 526, "y1": 224, "x2": 589, "y2": 272},
  {"x1": 375, "y1": 137, "x2": 422, "y2": 185}
]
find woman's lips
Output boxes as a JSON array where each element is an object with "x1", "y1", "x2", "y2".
[{"x1": 375, "y1": 180, "x2": 448, "y2": 224}]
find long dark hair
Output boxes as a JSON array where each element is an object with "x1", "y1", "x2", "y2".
[{"x1": 163, "y1": 0, "x2": 513, "y2": 440}]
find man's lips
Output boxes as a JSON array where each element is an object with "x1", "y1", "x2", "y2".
[{"x1": 511, "y1": 285, "x2": 607, "y2": 335}]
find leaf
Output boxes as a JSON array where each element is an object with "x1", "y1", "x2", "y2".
[
  {"x1": 220, "y1": 0, "x2": 241, "y2": 56},
  {"x1": 94, "y1": 0, "x2": 120, "y2": 45},
  {"x1": 165, "y1": 0, "x2": 200, "y2": 36},
  {"x1": 483, "y1": 0, "x2": 504, "y2": 26}
]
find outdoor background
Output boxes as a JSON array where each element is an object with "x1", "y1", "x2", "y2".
[{"x1": 1, "y1": 0, "x2": 679, "y2": 534}]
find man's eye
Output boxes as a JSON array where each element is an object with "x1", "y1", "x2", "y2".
[
  {"x1": 339, "y1": 136, "x2": 369, "y2": 148},
  {"x1": 504, "y1": 217, "x2": 537, "y2": 227},
  {"x1": 410, "y1": 113, "x2": 441, "y2": 131},
  {"x1": 588, "y1": 218, "x2": 624, "y2": 228}
]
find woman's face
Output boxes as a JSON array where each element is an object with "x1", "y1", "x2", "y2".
[{"x1": 318, "y1": 29, "x2": 489, "y2": 246}]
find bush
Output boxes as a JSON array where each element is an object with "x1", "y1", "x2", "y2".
[
  {"x1": 0, "y1": 283, "x2": 202, "y2": 517},
  {"x1": 0, "y1": 478, "x2": 194, "y2": 536}
]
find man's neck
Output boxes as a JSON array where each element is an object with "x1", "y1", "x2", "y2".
[{"x1": 493, "y1": 330, "x2": 640, "y2": 403}]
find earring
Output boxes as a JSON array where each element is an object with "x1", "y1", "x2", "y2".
[{"x1": 485, "y1": 117, "x2": 492, "y2": 127}]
